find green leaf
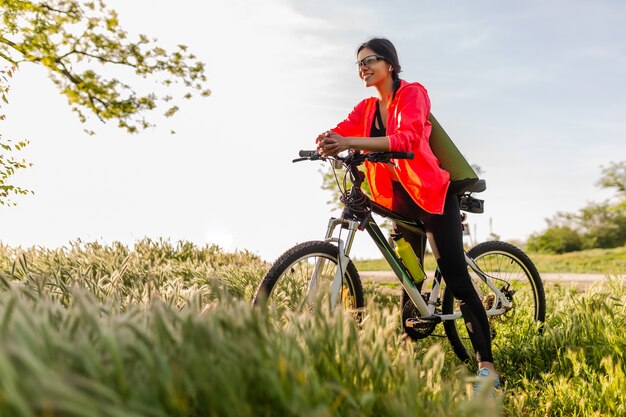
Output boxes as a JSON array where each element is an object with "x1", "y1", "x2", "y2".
[{"x1": 0, "y1": 0, "x2": 210, "y2": 134}]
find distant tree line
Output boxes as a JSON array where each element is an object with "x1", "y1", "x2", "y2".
[{"x1": 526, "y1": 161, "x2": 626, "y2": 254}]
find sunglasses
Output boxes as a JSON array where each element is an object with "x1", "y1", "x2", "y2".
[{"x1": 355, "y1": 55, "x2": 386, "y2": 69}]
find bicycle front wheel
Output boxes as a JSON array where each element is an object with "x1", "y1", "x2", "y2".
[
  {"x1": 252, "y1": 241, "x2": 364, "y2": 315},
  {"x1": 442, "y1": 241, "x2": 546, "y2": 365}
]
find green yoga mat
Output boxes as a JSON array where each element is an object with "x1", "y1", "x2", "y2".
[{"x1": 428, "y1": 113, "x2": 478, "y2": 181}]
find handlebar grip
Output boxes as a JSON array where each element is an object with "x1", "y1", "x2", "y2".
[
  {"x1": 299, "y1": 150, "x2": 316, "y2": 157},
  {"x1": 293, "y1": 150, "x2": 322, "y2": 163},
  {"x1": 387, "y1": 152, "x2": 414, "y2": 160}
]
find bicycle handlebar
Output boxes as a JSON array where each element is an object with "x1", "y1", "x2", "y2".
[
  {"x1": 293, "y1": 150, "x2": 414, "y2": 164},
  {"x1": 366, "y1": 152, "x2": 414, "y2": 162}
]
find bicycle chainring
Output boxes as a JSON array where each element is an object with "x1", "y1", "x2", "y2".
[
  {"x1": 402, "y1": 300, "x2": 437, "y2": 340},
  {"x1": 489, "y1": 286, "x2": 516, "y2": 323}
]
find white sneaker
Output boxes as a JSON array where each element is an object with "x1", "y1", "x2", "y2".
[{"x1": 474, "y1": 367, "x2": 502, "y2": 391}]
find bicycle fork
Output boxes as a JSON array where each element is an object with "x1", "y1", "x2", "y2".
[
  {"x1": 313, "y1": 216, "x2": 430, "y2": 314},
  {"x1": 308, "y1": 216, "x2": 430, "y2": 315},
  {"x1": 306, "y1": 217, "x2": 359, "y2": 310}
]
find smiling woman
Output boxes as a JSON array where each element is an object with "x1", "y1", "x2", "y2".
[{"x1": 316, "y1": 36, "x2": 500, "y2": 387}]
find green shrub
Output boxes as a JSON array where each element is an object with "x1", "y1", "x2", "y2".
[{"x1": 526, "y1": 226, "x2": 583, "y2": 254}]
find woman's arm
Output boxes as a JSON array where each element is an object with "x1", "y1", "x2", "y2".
[
  {"x1": 317, "y1": 131, "x2": 389, "y2": 157},
  {"x1": 386, "y1": 85, "x2": 430, "y2": 152}
]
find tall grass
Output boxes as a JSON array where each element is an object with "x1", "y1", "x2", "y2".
[
  {"x1": 0, "y1": 238, "x2": 265, "y2": 308},
  {"x1": 499, "y1": 277, "x2": 626, "y2": 416},
  {"x1": 0, "y1": 239, "x2": 624, "y2": 416},
  {"x1": 0, "y1": 239, "x2": 501, "y2": 416}
]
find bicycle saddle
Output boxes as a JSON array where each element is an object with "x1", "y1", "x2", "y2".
[
  {"x1": 469, "y1": 179, "x2": 486, "y2": 193},
  {"x1": 450, "y1": 178, "x2": 487, "y2": 195}
]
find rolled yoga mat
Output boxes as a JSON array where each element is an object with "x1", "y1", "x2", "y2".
[{"x1": 428, "y1": 113, "x2": 478, "y2": 182}]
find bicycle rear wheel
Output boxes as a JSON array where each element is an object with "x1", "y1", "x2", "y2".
[
  {"x1": 442, "y1": 241, "x2": 546, "y2": 365},
  {"x1": 253, "y1": 241, "x2": 364, "y2": 315}
]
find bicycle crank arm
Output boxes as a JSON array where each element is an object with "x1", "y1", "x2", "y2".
[{"x1": 405, "y1": 315, "x2": 442, "y2": 328}]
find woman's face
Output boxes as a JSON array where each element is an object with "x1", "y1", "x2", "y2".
[{"x1": 356, "y1": 47, "x2": 391, "y2": 88}]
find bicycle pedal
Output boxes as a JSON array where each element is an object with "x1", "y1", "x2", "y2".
[{"x1": 405, "y1": 315, "x2": 442, "y2": 328}]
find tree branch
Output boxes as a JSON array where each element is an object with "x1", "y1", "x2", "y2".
[
  {"x1": 62, "y1": 49, "x2": 134, "y2": 67},
  {"x1": 0, "y1": 51, "x2": 18, "y2": 66},
  {"x1": 55, "y1": 59, "x2": 84, "y2": 86}
]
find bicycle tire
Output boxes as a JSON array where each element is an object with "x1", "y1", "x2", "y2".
[
  {"x1": 252, "y1": 241, "x2": 364, "y2": 314},
  {"x1": 442, "y1": 240, "x2": 546, "y2": 365}
]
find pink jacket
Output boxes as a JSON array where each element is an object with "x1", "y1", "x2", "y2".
[{"x1": 332, "y1": 80, "x2": 450, "y2": 214}]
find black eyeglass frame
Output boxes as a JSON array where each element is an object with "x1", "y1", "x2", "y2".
[{"x1": 355, "y1": 55, "x2": 386, "y2": 68}]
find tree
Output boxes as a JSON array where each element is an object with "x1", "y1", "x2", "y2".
[
  {"x1": 1, "y1": 0, "x2": 209, "y2": 133},
  {"x1": 596, "y1": 161, "x2": 626, "y2": 197},
  {"x1": 526, "y1": 225, "x2": 582, "y2": 254},
  {"x1": 527, "y1": 160, "x2": 626, "y2": 253},
  {"x1": 1, "y1": 66, "x2": 31, "y2": 205},
  {"x1": 577, "y1": 201, "x2": 626, "y2": 249},
  {"x1": 596, "y1": 161, "x2": 626, "y2": 216},
  {"x1": 0, "y1": 0, "x2": 210, "y2": 204}
]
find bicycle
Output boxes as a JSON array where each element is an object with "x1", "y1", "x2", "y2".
[{"x1": 253, "y1": 150, "x2": 546, "y2": 365}]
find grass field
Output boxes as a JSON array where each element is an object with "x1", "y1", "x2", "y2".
[
  {"x1": 355, "y1": 244, "x2": 626, "y2": 275},
  {"x1": 0, "y1": 238, "x2": 624, "y2": 416}
]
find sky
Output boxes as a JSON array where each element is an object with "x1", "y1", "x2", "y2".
[{"x1": 1, "y1": 0, "x2": 625, "y2": 261}]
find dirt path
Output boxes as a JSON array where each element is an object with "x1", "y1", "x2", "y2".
[{"x1": 359, "y1": 271, "x2": 615, "y2": 290}]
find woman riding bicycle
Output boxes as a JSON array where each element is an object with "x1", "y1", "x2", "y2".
[{"x1": 316, "y1": 37, "x2": 500, "y2": 386}]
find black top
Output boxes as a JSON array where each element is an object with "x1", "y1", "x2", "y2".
[{"x1": 370, "y1": 101, "x2": 386, "y2": 137}]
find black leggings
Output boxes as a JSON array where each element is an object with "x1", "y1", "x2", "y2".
[{"x1": 391, "y1": 181, "x2": 493, "y2": 363}]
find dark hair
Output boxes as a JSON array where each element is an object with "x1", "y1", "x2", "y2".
[{"x1": 357, "y1": 37, "x2": 402, "y2": 97}]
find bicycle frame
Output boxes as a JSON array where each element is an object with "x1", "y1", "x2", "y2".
[
  {"x1": 298, "y1": 151, "x2": 511, "y2": 321},
  {"x1": 320, "y1": 201, "x2": 512, "y2": 321}
]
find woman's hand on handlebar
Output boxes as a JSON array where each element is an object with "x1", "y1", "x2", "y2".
[
  {"x1": 316, "y1": 131, "x2": 351, "y2": 158},
  {"x1": 314, "y1": 132, "x2": 328, "y2": 156}
]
